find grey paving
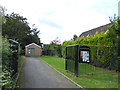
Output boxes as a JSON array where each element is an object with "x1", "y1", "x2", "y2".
[{"x1": 23, "y1": 57, "x2": 79, "y2": 88}]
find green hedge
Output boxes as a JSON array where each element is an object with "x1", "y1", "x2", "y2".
[
  {"x1": 64, "y1": 44, "x2": 119, "y2": 71},
  {"x1": 1, "y1": 37, "x2": 19, "y2": 88},
  {"x1": 44, "y1": 43, "x2": 62, "y2": 57},
  {"x1": 67, "y1": 46, "x2": 75, "y2": 60},
  {"x1": 89, "y1": 46, "x2": 117, "y2": 70}
]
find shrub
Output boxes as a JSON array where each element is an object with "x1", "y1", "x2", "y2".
[
  {"x1": 2, "y1": 37, "x2": 13, "y2": 88},
  {"x1": 1, "y1": 37, "x2": 19, "y2": 88},
  {"x1": 44, "y1": 43, "x2": 62, "y2": 57}
]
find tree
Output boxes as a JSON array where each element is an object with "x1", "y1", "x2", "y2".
[
  {"x1": 109, "y1": 15, "x2": 120, "y2": 56},
  {"x1": 44, "y1": 37, "x2": 62, "y2": 57},
  {"x1": 51, "y1": 37, "x2": 61, "y2": 45},
  {"x1": 0, "y1": 6, "x2": 6, "y2": 59},
  {"x1": 73, "y1": 34, "x2": 78, "y2": 41},
  {"x1": 2, "y1": 13, "x2": 41, "y2": 53},
  {"x1": 0, "y1": 6, "x2": 6, "y2": 23}
]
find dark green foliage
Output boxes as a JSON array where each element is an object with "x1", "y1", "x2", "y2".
[
  {"x1": 63, "y1": 43, "x2": 119, "y2": 72},
  {"x1": 2, "y1": 37, "x2": 13, "y2": 88},
  {"x1": 56, "y1": 45, "x2": 62, "y2": 57},
  {"x1": 66, "y1": 44, "x2": 118, "y2": 75},
  {"x1": 44, "y1": 44, "x2": 55, "y2": 56},
  {"x1": 44, "y1": 42, "x2": 62, "y2": 57},
  {"x1": 89, "y1": 46, "x2": 117, "y2": 70},
  {"x1": 2, "y1": 37, "x2": 12, "y2": 71},
  {"x1": 90, "y1": 46, "x2": 97, "y2": 64},
  {"x1": 1, "y1": 37, "x2": 19, "y2": 88},
  {"x1": 2, "y1": 13, "x2": 41, "y2": 54},
  {"x1": 108, "y1": 16, "x2": 120, "y2": 71}
]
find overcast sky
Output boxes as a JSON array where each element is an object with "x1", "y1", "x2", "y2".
[{"x1": 1, "y1": 0, "x2": 119, "y2": 44}]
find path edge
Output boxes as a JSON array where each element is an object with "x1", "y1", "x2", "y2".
[
  {"x1": 39, "y1": 57, "x2": 85, "y2": 89},
  {"x1": 13, "y1": 56, "x2": 26, "y2": 88}
]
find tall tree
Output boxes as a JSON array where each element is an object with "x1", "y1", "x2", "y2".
[
  {"x1": 0, "y1": 6, "x2": 6, "y2": 58},
  {"x1": 109, "y1": 15, "x2": 120, "y2": 56},
  {"x1": 0, "y1": 6, "x2": 6, "y2": 23},
  {"x1": 2, "y1": 12, "x2": 41, "y2": 50}
]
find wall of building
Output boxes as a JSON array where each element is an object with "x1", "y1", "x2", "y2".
[{"x1": 25, "y1": 44, "x2": 41, "y2": 56}]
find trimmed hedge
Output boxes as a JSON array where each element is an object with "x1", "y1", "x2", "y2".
[{"x1": 64, "y1": 44, "x2": 119, "y2": 71}]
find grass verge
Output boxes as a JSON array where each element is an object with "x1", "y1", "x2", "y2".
[
  {"x1": 15, "y1": 56, "x2": 26, "y2": 88},
  {"x1": 38, "y1": 56, "x2": 119, "y2": 89}
]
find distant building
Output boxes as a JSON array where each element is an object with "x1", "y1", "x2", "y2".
[
  {"x1": 79, "y1": 23, "x2": 111, "y2": 37},
  {"x1": 25, "y1": 43, "x2": 42, "y2": 56}
]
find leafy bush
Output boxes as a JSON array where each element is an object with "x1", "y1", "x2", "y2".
[
  {"x1": 1, "y1": 37, "x2": 19, "y2": 88},
  {"x1": 44, "y1": 43, "x2": 62, "y2": 57},
  {"x1": 2, "y1": 37, "x2": 13, "y2": 88},
  {"x1": 62, "y1": 40, "x2": 75, "y2": 57}
]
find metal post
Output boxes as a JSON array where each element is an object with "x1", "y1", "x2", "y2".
[
  {"x1": 65, "y1": 47, "x2": 67, "y2": 70},
  {"x1": 75, "y1": 45, "x2": 78, "y2": 77}
]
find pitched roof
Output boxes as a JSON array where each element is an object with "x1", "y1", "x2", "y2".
[
  {"x1": 25, "y1": 43, "x2": 41, "y2": 48},
  {"x1": 79, "y1": 23, "x2": 111, "y2": 37}
]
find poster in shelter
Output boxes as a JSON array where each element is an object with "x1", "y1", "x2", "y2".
[{"x1": 80, "y1": 51, "x2": 90, "y2": 62}]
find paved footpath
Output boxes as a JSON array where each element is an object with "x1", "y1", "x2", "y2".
[{"x1": 23, "y1": 57, "x2": 79, "y2": 88}]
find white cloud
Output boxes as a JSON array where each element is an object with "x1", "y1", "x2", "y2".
[{"x1": 1, "y1": 0, "x2": 118, "y2": 44}]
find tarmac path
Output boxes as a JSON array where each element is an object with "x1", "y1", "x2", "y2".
[{"x1": 23, "y1": 57, "x2": 79, "y2": 88}]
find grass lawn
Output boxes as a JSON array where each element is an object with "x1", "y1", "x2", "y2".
[
  {"x1": 38, "y1": 56, "x2": 119, "y2": 88},
  {"x1": 78, "y1": 63, "x2": 113, "y2": 75}
]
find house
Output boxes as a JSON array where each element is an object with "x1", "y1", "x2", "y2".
[
  {"x1": 25, "y1": 43, "x2": 42, "y2": 56},
  {"x1": 79, "y1": 23, "x2": 111, "y2": 37}
]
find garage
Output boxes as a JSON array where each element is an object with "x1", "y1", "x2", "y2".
[{"x1": 25, "y1": 43, "x2": 41, "y2": 56}]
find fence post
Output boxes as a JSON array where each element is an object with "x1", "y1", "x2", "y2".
[
  {"x1": 65, "y1": 47, "x2": 67, "y2": 70},
  {"x1": 75, "y1": 45, "x2": 78, "y2": 77}
]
